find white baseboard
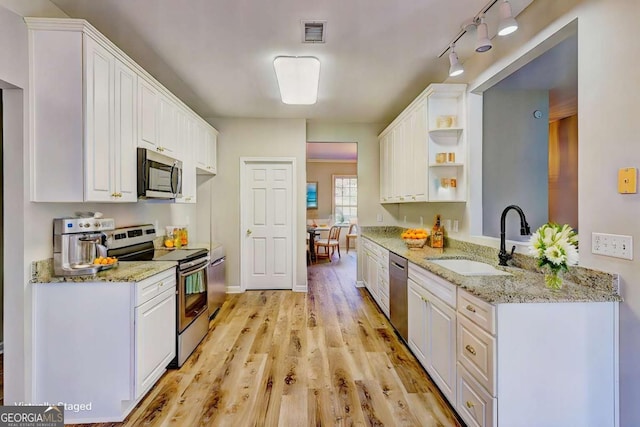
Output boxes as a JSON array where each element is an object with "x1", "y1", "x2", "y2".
[{"x1": 226, "y1": 285, "x2": 243, "y2": 294}]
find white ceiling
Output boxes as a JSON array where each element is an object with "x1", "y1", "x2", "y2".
[{"x1": 49, "y1": 0, "x2": 534, "y2": 124}]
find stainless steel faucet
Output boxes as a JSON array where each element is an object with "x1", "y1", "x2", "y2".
[{"x1": 498, "y1": 205, "x2": 531, "y2": 266}]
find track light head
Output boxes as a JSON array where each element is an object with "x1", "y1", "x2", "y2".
[
  {"x1": 498, "y1": 0, "x2": 518, "y2": 36},
  {"x1": 448, "y1": 45, "x2": 464, "y2": 77},
  {"x1": 475, "y1": 16, "x2": 492, "y2": 53}
]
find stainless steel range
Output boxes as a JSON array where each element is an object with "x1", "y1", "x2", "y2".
[{"x1": 105, "y1": 224, "x2": 209, "y2": 367}]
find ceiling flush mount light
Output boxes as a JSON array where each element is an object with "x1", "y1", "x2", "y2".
[
  {"x1": 273, "y1": 56, "x2": 320, "y2": 105},
  {"x1": 475, "y1": 16, "x2": 492, "y2": 53},
  {"x1": 448, "y1": 44, "x2": 464, "y2": 77},
  {"x1": 497, "y1": 0, "x2": 518, "y2": 36}
]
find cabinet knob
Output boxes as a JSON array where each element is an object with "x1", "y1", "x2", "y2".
[
  {"x1": 466, "y1": 401, "x2": 475, "y2": 409},
  {"x1": 247, "y1": 229, "x2": 252, "y2": 235},
  {"x1": 412, "y1": 196, "x2": 416, "y2": 200},
  {"x1": 421, "y1": 295, "x2": 429, "y2": 303},
  {"x1": 159, "y1": 281, "x2": 164, "y2": 287},
  {"x1": 465, "y1": 344, "x2": 477, "y2": 356},
  {"x1": 400, "y1": 197, "x2": 405, "y2": 201},
  {"x1": 465, "y1": 304, "x2": 477, "y2": 313}
]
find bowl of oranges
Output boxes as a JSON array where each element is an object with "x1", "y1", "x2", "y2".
[
  {"x1": 93, "y1": 256, "x2": 118, "y2": 270},
  {"x1": 401, "y1": 228, "x2": 428, "y2": 249}
]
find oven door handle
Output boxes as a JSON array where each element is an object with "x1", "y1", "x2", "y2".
[{"x1": 178, "y1": 260, "x2": 209, "y2": 277}]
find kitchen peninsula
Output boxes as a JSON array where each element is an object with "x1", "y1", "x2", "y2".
[{"x1": 360, "y1": 226, "x2": 620, "y2": 427}]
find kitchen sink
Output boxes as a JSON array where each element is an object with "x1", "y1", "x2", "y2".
[{"x1": 428, "y1": 259, "x2": 512, "y2": 276}]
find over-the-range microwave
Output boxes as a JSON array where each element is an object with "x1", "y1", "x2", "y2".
[{"x1": 137, "y1": 148, "x2": 182, "y2": 199}]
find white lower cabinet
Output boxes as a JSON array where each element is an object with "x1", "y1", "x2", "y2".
[
  {"x1": 135, "y1": 286, "x2": 176, "y2": 397},
  {"x1": 407, "y1": 264, "x2": 456, "y2": 406},
  {"x1": 456, "y1": 288, "x2": 619, "y2": 427},
  {"x1": 361, "y1": 239, "x2": 389, "y2": 317},
  {"x1": 33, "y1": 268, "x2": 177, "y2": 423}
]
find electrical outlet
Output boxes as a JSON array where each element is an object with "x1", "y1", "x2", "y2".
[
  {"x1": 444, "y1": 219, "x2": 452, "y2": 231},
  {"x1": 592, "y1": 233, "x2": 633, "y2": 260},
  {"x1": 376, "y1": 213, "x2": 383, "y2": 222},
  {"x1": 453, "y1": 220, "x2": 459, "y2": 233}
]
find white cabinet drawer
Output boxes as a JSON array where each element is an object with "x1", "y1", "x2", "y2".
[
  {"x1": 457, "y1": 315, "x2": 496, "y2": 396},
  {"x1": 135, "y1": 268, "x2": 176, "y2": 306},
  {"x1": 457, "y1": 363, "x2": 496, "y2": 427},
  {"x1": 408, "y1": 263, "x2": 457, "y2": 308},
  {"x1": 458, "y1": 289, "x2": 496, "y2": 334}
]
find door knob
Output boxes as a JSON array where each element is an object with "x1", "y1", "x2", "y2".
[{"x1": 247, "y1": 229, "x2": 252, "y2": 235}]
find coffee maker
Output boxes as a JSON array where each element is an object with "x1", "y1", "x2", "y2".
[{"x1": 53, "y1": 217, "x2": 116, "y2": 276}]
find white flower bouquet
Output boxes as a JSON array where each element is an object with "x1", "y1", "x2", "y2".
[{"x1": 529, "y1": 223, "x2": 578, "y2": 289}]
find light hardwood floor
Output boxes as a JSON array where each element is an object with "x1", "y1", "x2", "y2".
[{"x1": 81, "y1": 251, "x2": 461, "y2": 426}]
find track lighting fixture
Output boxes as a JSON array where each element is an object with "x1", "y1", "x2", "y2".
[
  {"x1": 448, "y1": 44, "x2": 464, "y2": 77},
  {"x1": 475, "y1": 16, "x2": 492, "y2": 53},
  {"x1": 497, "y1": 0, "x2": 518, "y2": 36},
  {"x1": 438, "y1": 0, "x2": 521, "y2": 75}
]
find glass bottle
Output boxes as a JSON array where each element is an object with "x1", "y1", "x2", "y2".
[{"x1": 431, "y1": 214, "x2": 444, "y2": 248}]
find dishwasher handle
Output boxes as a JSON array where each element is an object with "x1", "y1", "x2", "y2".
[
  {"x1": 391, "y1": 261, "x2": 406, "y2": 270},
  {"x1": 210, "y1": 258, "x2": 225, "y2": 268}
]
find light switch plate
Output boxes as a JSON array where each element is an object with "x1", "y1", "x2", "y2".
[
  {"x1": 592, "y1": 232, "x2": 633, "y2": 260},
  {"x1": 618, "y1": 167, "x2": 637, "y2": 194}
]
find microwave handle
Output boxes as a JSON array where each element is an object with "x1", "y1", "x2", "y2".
[
  {"x1": 141, "y1": 158, "x2": 147, "y2": 188},
  {"x1": 170, "y1": 161, "x2": 180, "y2": 198}
]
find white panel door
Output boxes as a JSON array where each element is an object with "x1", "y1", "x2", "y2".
[{"x1": 242, "y1": 160, "x2": 294, "y2": 289}]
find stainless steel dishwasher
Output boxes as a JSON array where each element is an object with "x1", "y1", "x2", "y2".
[
  {"x1": 389, "y1": 252, "x2": 408, "y2": 342},
  {"x1": 207, "y1": 245, "x2": 226, "y2": 319}
]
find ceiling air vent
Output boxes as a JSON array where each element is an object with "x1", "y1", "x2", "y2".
[{"x1": 302, "y1": 21, "x2": 326, "y2": 43}]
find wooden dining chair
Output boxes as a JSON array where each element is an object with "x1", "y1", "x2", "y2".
[
  {"x1": 346, "y1": 223, "x2": 358, "y2": 253},
  {"x1": 315, "y1": 226, "x2": 341, "y2": 261}
]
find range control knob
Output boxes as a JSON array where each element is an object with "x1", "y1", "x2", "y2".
[
  {"x1": 94, "y1": 223, "x2": 100, "y2": 227},
  {"x1": 83, "y1": 223, "x2": 90, "y2": 228}
]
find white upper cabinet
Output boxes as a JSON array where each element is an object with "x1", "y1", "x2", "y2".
[
  {"x1": 378, "y1": 83, "x2": 466, "y2": 204},
  {"x1": 138, "y1": 78, "x2": 159, "y2": 151},
  {"x1": 26, "y1": 18, "x2": 219, "y2": 202},
  {"x1": 157, "y1": 93, "x2": 179, "y2": 159},
  {"x1": 83, "y1": 34, "x2": 137, "y2": 202},
  {"x1": 196, "y1": 122, "x2": 217, "y2": 175},
  {"x1": 175, "y1": 110, "x2": 196, "y2": 204}
]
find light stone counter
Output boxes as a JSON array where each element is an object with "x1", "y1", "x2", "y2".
[
  {"x1": 33, "y1": 259, "x2": 177, "y2": 283},
  {"x1": 361, "y1": 226, "x2": 621, "y2": 304}
]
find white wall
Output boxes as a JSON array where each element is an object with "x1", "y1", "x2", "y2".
[
  {"x1": 482, "y1": 89, "x2": 549, "y2": 239},
  {"x1": 443, "y1": 0, "x2": 640, "y2": 424},
  {"x1": 207, "y1": 117, "x2": 307, "y2": 292}
]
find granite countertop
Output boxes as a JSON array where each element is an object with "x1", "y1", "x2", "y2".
[
  {"x1": 361, "y1": 226, "x2": 621, "y2": 304},
  {"x1": 32, "y1": 259, "x2": 177, "y2": 283}
]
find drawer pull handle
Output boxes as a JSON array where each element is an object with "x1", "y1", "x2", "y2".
[
  {"x1": 465, "y1": 344, "x2": 477, "y2": 356},
  {"x1": 466, "y1": 304, "x2": 476, "y2": 313},
  {"x1": 466, "y1": 401, "x2": 475, "y2": 409},
  {"x1": 159, "y1": 282, "x2": 164, "y2": 287}
]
